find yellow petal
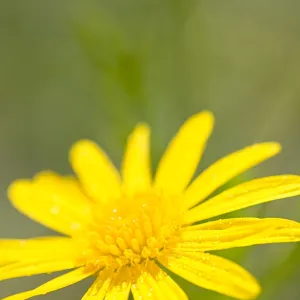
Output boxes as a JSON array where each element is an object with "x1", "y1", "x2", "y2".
[
  {"x1": 154, "y1": 111, "x2": 214, "y2": 194},
  {"x1": 131, "y1": 261, "x2": 188, "y2": 300},
  {"x1": 122, "y1": 124, "x2": 152, "y2": 194},
  {"x1": 176, "y1": 218, "x2": 300, "y2": 252},
  {"x1": 105, "y1": 267, "x2": 131, "y2": 300},
  {"x1": 0, "y1": 237, "x2": 77, "y2": 265},
  {"x1": 185, "y1": 175, "x2": 300, "y2": 224},
  {"x1": 159, "y1": 252, "x2": 261, "y2": 300},
  {"x1": 8, "y1": 172, "x2": 91, "y2": 236},
  {"x1": 157, "y1": 272, "x2": 188, "y2": 300},
  {"x1": 184, "y1": 142, "x2": 281, "y2": 210},
  {"x1": 82, "y1": 269, "x2": 113, "y2": 299},
  {"x1": 0, "y1": 259, "x2": 79, "y2": 281},
  {"x1": 70, "y1": 140, "x2": 121, "y2": 204},
  {"x1": 3, "y1": 267, "x2": 94, "y2": 300}
]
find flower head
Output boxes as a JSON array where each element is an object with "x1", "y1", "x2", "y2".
[{"x1": 2, "y1": 111, "x2": 300, "y2": 300}]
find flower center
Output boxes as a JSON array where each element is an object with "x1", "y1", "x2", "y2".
[{"x1": 77, "y1": 192, "x2": 182, "y2": 271}]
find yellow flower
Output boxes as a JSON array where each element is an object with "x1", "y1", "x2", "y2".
[{"x1": 2, "y1": 111, "x2": 300, "y2": 300}]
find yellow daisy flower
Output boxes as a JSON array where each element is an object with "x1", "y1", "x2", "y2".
[{"x1": 2, "y1": 111, "x2": 300, "y2": 300}]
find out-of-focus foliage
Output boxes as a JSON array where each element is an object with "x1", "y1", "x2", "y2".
[{"x1": 1, "y1": 0, "x2": 300, "y2": 299}]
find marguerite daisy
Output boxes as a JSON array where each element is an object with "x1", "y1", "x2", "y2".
[{"x1": 2, "y1": 111, "x2": 300, "y2": 300}]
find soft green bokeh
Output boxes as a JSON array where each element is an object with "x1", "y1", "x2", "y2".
[{"x1": 1, "y1": 1, "x2": 300, "y2": 299}]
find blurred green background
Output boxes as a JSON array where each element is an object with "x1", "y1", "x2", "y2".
[{"x1": 1, "y1": 0, "x2": 300, "y2": 299}]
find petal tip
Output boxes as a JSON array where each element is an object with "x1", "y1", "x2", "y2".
[
  {"x1": 7, "y1": 179, "x2": 32, "y2": 203},
  {"x1": 247, "y1": 281, "x2": 261, "y2": 300},
  {"x1": 195, "y1": 110, "x2": 214, "y2": 124},
  {"x1": 133, "y1": 123, "x2": 150, "y2": 137},
  {"x1": 267, "y1": 142, "x2": 282, "y2": 154},
  {"x1": 189, "y1": 111, "x2": 215, "y2": 135},
  {"x1": 69, "y1": 139, "x2": 98, "y2": 162},
  {"x1": 70, "y1": 139, "x2": 96, "y2": 152}
]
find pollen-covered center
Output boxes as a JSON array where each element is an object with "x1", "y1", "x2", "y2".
[{"x1": 77, "y1": 192, "x2": 182, "y2": 271}]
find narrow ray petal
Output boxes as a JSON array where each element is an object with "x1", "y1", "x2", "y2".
[
  {"x1": 154, "y1": 111, "x2": 214, "y2": 194},
  {"x1": 3, "y1": 267, "x2": 95, "y2": 300},
  {"x1": 0, "y1": 237, "x2": 77, "y2": 265},
  {"x1": 8, "y1": 172, "x2": 91, "y2": 236},
  {"x1": 70, "y1": 140, "x2": 121, "y2": 204},
  {"x1": 184, "y1": 143, "x2": 281, "y2": 209},
  {"x1": 122, "y1": 124, "x2": 152, "y2": 194},
  {"x1": 131, "y1": 261, "x2": 188, "y2": 300},
  {"x1": 185, "y1": 175, "x2": 300, "y2": 224},
  {"x1": 175, "y1": 218, "x2": 300, "y2": 252},
  {"x1": 159, "y1": 252, "x2": 261, "y2": 300},
  {"x1": 82, "y1": 269, "x2": 113, "y2": 299},
  {"x1": 105, "y1": 267, "x2": 131, "y2": 300},
  {"x1": 0, "y1": 259, "x2": 80, "y2": 281}
]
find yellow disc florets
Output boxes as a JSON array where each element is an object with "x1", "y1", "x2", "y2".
[{"x1": 76, "y1": 192, "x2": 183, "y2": 271}]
